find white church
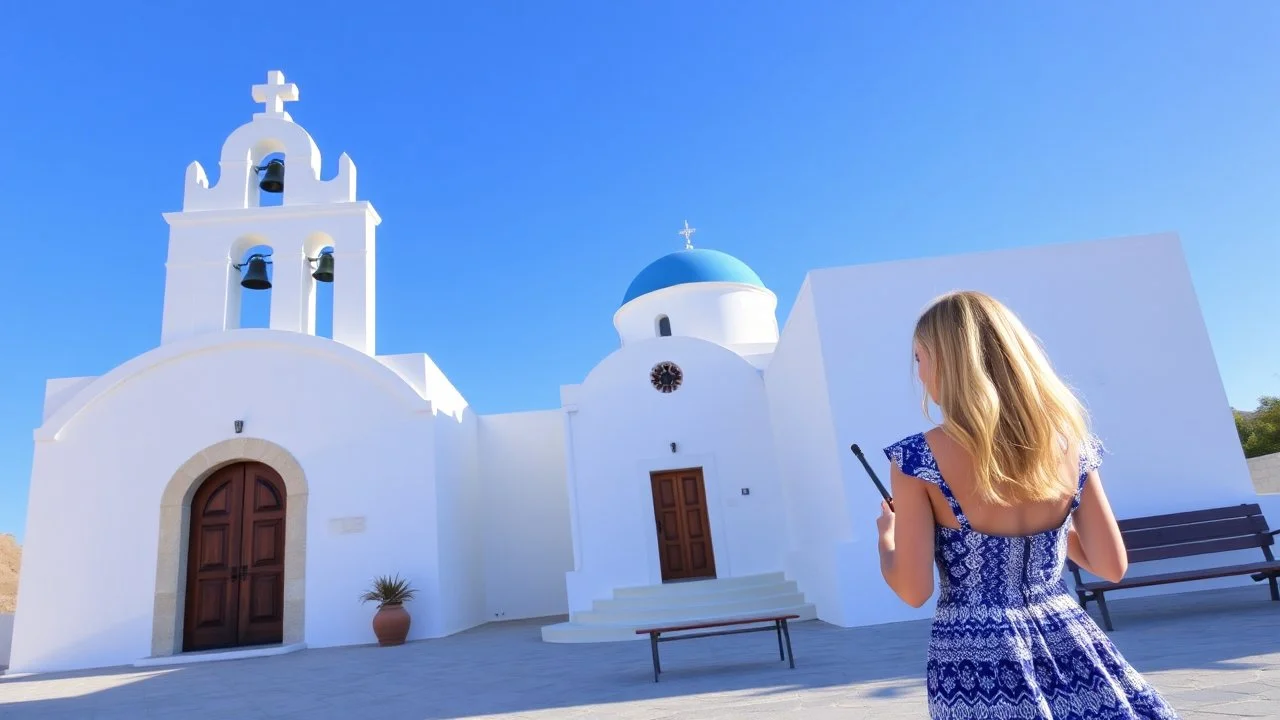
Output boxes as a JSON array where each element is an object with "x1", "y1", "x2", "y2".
[{"x1": 7, "y1": 72, "x2": 1271, "y2": 674}]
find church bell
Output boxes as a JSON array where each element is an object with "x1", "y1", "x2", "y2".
[
  {"x1": 311, "y1": 250, "x2": 335, "y2": 283},
  {"x1": 240, "y1": 255, "x2": 272, "y2": 290},
  {"x1": 257, "y1": 158, "x2": 285, "y2": 193}
]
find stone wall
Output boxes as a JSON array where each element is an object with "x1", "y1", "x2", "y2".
[{"x1": 1249, "y1": 451, "x2": 1280, "y2": 495}]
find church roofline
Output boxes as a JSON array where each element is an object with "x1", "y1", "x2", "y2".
[{"x1": 35, "y1": 328, "x2": 428, "y2": 443}]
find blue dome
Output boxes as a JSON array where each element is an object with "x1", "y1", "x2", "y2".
[{"x1": 621, "y1": 248, "x2": 765, "y2": 306}]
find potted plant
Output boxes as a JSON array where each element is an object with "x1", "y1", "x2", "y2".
[{"x1": 360, "y1": 574, "x2": 417, "y2": 646}]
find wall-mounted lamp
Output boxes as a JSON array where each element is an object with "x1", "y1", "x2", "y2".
[
  {"x1": 254, "y1": 158, "x2": 285, "y2": 193},
  {"x1": 234, "y1": 420, "x2": 244, "y2": 434},
  {"x1": 307, "y1": 249, "x2": 335, "y2": 283},
  {"x1": 234, "y1": 253, "x2": 273, "y2": 290}
]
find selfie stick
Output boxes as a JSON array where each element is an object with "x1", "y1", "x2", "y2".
[{"x1": 850, "y1": 444, "x2": 894, "y2": 511}]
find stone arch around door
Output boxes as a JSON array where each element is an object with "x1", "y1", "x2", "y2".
[{"x1": 150, "y1": 438, "x2": 308, "y2": 657}]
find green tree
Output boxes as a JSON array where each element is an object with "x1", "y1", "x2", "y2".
[{"x1": 1235, "y1": 396, "x2": 1280, "y2": 458}]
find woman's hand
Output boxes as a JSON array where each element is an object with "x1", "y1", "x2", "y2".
[{"x1": 876, "y1": 500, "x2": 895, "y2": 548}]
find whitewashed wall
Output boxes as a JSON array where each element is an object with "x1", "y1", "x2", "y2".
[
  {"x1": 432, "y1": 408, "x2": 485, "y2": 635},
  {"x1": 479, "y1": 411, "x2": 573, "y2": 621},
  {"x1": 0, "y1": 613, "x2": 12, "y2": 670},
  {"x1": 10, "y1": 331, "x2": 448, "y2": 673},
  {"x1": 562, "y1": 336, "x2": 786, "y2": 613},
  {"x1": 802, "y1": 232, "x2": 1264, "y2": 625},
  {"x1": 383, "y1": 352, "x2": 489, "y2": 638},
  {"x1": 763, "y1": 280, "x2": 858, "y2": 626}
]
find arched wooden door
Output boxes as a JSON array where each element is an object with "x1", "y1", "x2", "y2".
[{"x1": 183, "y1": 462, "x2": 286, "y2": 652}]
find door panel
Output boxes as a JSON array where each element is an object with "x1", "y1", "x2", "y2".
[
  {"x1": 651, "y1": 469, "x2": 717, "y2": 581},
  {"x1": 183, "y1": 466, "x2": 244, "y2": 651}
]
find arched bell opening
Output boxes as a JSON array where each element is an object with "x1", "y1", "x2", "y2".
[
  {"x1": 309, "y1": 244, "x2": 336, "y2": 338},
  {"x1": 236, "y1": 244, "x2": 275, "y2": 328},
  {"x1": 254, "y1": 152, "x2": 286, "y2": 208}
]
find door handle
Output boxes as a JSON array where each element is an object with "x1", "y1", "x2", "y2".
[{"x1": 655, "y1": 519, "x2": 663, "y2": 535}]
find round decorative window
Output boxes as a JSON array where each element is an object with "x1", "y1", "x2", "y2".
[{"x1": 650, "y1": 361, "x2": 684, "y2": 394}]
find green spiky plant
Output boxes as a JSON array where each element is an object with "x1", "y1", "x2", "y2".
[{"x1": 360, "y1": 574, "x2": 417, "y2": 607}]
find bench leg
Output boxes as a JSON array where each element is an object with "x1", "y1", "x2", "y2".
[
  {"x1": 649, "y1": 632, "x2": 661, "y2": 683},
  {"x1": 775, "y1": 620, "x2": 784, "y2": 661},
  {"x1": 781, "y1": 618, "x2": 795, "y2": 669},
  {"x1": 1095, "y1": 591, "x2": 1114, "y2": 632},
  {"x1": 1269, "y1": 575, "x2": 1279, "y2": 602}
]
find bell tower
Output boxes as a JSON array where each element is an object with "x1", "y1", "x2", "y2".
[{"x1": 159, "y1": 71, "x2": 381, "y2": 355}]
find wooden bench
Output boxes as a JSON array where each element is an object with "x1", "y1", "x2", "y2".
[
  {"x1": 634, "y1": 614, "x2": 799, "y2": 682},
  {"x1": 1067, "y1": 503, "x2": 1280, "y2": 631}
]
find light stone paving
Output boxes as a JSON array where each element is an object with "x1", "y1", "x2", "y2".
[{"x1": 1, "y1": 586, "x2": 1277, "y2": 719}]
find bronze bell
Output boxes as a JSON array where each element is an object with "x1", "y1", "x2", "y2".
[
  {"x1": 257, "y1": 158, "x2": 285, "y2": 193},
  {"x1": 240, "y1": 255, "x2": 272, "y2": 290},
  {"x1": 312, "y1": 250, "x2": 334, "y2": 283}
]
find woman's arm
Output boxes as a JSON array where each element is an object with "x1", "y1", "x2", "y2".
[
  {"x1": 1066, "y1": 470, "x2": 1128, "y2": 583},
  {"x1": 877, "y1": 464, "x2": 936, "y2": 607}
]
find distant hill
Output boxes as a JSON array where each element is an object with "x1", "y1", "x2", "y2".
[{"x1": 0, "y1": 534, "x2": 19, "y2": 613}]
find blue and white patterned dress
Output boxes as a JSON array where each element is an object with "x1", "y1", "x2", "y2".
[{"x1": 884, "y1": 433, "x2": 1179, "y2": 719}]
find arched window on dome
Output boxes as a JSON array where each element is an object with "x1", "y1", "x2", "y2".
[{"x1": 656, "y1": 315, "x2": 672, "y2": 337}]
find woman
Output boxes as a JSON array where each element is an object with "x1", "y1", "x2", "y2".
[{"x1": 877, "y1": 290, "x2": 1178, "y2": 719}]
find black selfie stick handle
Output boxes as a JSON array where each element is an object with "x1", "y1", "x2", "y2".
[{"x1": 850, "y1": 443, "x2": 894, "y2": 510}]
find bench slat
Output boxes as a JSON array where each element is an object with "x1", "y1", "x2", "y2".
[
  {"x1": 1078, "y1": 559, "x2": 1280, "y2": 591},
  {"x1": 1116, "y1": 504, "x2": 1263, "y2": 532},
  {"x1": 1122, "y1": 515, "x2": 1271, "y2": 550},
  {"x1": 1127, "y1": 534, "x2": 1271, "y2": 563},
  {"x1": 635, "y1": 614, "x2": 799, "y2": 635}
]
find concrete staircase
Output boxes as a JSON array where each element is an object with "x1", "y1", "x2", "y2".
[{"x1": 540, "y1": 572, "x2": 816, "y2": 643}]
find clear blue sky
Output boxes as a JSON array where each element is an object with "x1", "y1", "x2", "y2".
[{"x1": 1, "y1": 2, "x2": 1277, "y2": 539}]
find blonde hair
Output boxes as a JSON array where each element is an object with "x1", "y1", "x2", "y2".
[{"x1": 913, "y1": 290, "x2": 1098, "y2": 505}]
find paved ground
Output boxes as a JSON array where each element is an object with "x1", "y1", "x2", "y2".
[{"x1": 1, "y1": 585, "x2": 1278, "y2": 719}]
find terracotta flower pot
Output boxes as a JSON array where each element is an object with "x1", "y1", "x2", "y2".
[{"x1": 372, "y1": 602, "x2": 411, "y2": 646}]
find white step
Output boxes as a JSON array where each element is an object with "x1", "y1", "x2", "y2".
[
  {"x1": 612, "y1": 572, "x2": 787, "y2": 599},
  {"x1": 541, "y1": 572, "x2": 817, "y2": 644},
  {"x1": 575, "y1": 592, "x2": 809, "y2": 625},
  {"x1": 542, "y1": 603, "x2": 818, "y2": 644},
  {"x1": 591, "y1": 580, "x2": 800, "y2": 613}
]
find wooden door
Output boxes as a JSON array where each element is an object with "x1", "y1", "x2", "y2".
[
  {"x1": 650, "y1": 468, "x2": 717, "y2": 581},
  {"x1": 183, "y1": 462, "x2": 286, "y2": 652}
]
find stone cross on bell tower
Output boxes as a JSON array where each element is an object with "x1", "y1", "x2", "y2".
[{"x1": 252, "y1": 71, "x2": 300, "y2": 121}]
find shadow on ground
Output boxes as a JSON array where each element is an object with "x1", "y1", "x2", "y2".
[{"x1": 1, "y1": 585, "x2": 1277, "y2": 719}]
